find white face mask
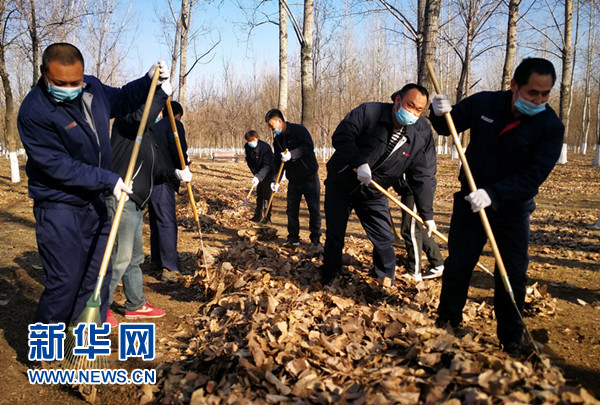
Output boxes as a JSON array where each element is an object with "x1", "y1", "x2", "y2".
[{"x1": 248, "y1": 141, "x2": 258, "y2": 148}]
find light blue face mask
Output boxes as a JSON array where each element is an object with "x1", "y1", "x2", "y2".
[
  {"x1": 248, "y1": 141, "x2": 258, "y2": 148},
  {"x1": 47, "y1": 82, "x2": 83, "y2": 102},
  {"x1": 273, "y1": 128, "x2": 282, "y2": 136},
  {"x1": 395, "y1": 106, "x2": 419, "y2": 126},
  {"x1": 514, "y1": 95, "x2": 547, "y2": 116}
]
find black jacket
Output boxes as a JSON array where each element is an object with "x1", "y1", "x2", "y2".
[
  {"x1": 428, "y1": 90, "x2": 564, "y2": 211},
  {"x1": 110, "y1": 89, "x2": 171, "y2": 210},
  {"x1": 272, "y1": 122, "x2": 319, "y2": 183},
  {"x1": 148, "y1": 116, "x2": 189, "y2": 190},
  {"x1": 326, "y1": 102, "x2": 437, "y2": 221},
  {"x1": 244, "y1": 139, "x2": 273, "y2": 182}
]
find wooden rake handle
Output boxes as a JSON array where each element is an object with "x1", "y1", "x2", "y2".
[
  {"x1": 93, "y1": 68, "x2": 161, "y2": 301},
  {"x1": 426, "y1": 62, "x2": 513, "y2": 295},
  {"x1": 263, "y1": 149, "x2": 288, "y2": 219}
]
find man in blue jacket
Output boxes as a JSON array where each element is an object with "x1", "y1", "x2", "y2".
[
  {"x1": 320, "y1": 84, "x2": 437, "y2": 286},
  {"x1": 147, "y1": 101, "x2": 190, "y2": 281},
  {"x1": 244, "y1": 130, "x2": 274, "y2": 223},
  {"x1": 429, "y1": 57, "x2": 564, "y2": 354},
  {"x1": 266, "y1": 109, "x2": 321, "y2": 246},
  {"x1": 17, "y1": 42, "x2": 169, "y2": 326}
]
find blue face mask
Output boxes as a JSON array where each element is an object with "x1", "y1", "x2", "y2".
[
  {"x1": 154, "y1": 116, "x2": 161, "y2": 124},
  {"x1": 248, "y1": 141, "x2": 258, "y2": 148},
  {"x1": 47, "y1": 82, "x2": 83, "y2": 102},
  {"x1": 395, "y1": 106, "x2": 419, "y2": 126},
  {"x1": 514, "y1": 95, "x2": 547, "y2": 116},
  {"x1": 273, "y1": 128, "x2": 282, "y2": 136}
]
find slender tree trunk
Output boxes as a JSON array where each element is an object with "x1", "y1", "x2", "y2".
[
  {"x1": 580, "y1": 4, "x2": 593, "y2": 156},
  {"x1": 558, "y1": 0, "x2": 573, "y2": 165},
  {"x1": 301, "y1": 0, "x2": 315, "y2": 137},
  {"x1": 501, "y1": 0, "x2": 518, "y2": 90},
  {"x1": 29, "y1": 0, "x2": 40, "y2": 86},
  {"x1": 178, "y1": 0, "x2": 190, "y2": 107},
  {"x1": 170, "y1": 9, "x2": 181, "y2": 85},
  {"x1": 278, "y1": 0, "x2": 288, "y2": 115},
  {"x1": 594, "y1": 90, "x2": 600, "y2": 166},
  {"x1": 0, "y1": 48, "x2": 20, "y2": 182},
  {"x1": 418, "y1": 0, "x2": 440, "y2": 88}
]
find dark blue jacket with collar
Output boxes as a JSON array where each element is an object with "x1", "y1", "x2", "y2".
[
  {"x1": 18, "y1": 74, "x2": 152, "y2": 206},
  {"x1": 272, "y1": 122, "x2": 319, "y2": 183},
  {"x1": 326, "y1": 102, "x2": 437, "y2": 221},
  {"x1": 245, "y1": 139, "x2": 273, "y2": 182},
  {"x1": 428, "y1": 90, "x2": 564, "y2": 211}
]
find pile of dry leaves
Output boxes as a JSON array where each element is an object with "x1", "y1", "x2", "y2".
[{"x1": 144, "y1": 231, "x2": 597, "y2": 404}]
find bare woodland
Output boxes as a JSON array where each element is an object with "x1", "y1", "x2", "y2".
[{"x1": 1, "y1": 0, "x2": 600, "y2": 174}]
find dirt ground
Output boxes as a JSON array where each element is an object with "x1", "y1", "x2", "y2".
[{"x1": 0, "y1": 152, "x2": 598, "y2": 404}]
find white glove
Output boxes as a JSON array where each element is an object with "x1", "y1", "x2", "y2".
[
  {"x1": 175, "y1": 166, "x2": 192, "y2": 183},
  {"x1": 147, "y1": 60, "x2": 169, "y2": 84},
  {"x1": 252, "y1": 176, "x2": 260, "y2": 186},
  {"x1": 112, "y1": 178, "x2": 132, "y2": 200},
  {"x1": 432, "y1": 94, "x2": 452, "y2": 116},
  {"x1": 424, "y1": 220, "x2": 437, "y2": 237},
  {"x1": 280, "y1": 171, "x2": 287, "y2": 183},
  {"x1": 271, "y1": 182, "x2": 280, "y2": 193},
  {"x1": 356, "y1": 163, "x2": 372, "y2": 186},
  {"x1": 465, "y1": 189, "x2": 491, "y2": 212},
  {"x1": 281, "y1": 150, "x2": 291, "y2": 162},
  {"x1": 161, "y1": 80, "x2": 173, "y2": 96}
]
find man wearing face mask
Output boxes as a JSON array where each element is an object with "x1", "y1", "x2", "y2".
[
  {"x1": 320, "y1": 83, "x2": 437, "y2": 286},
  {"x1": 17, "y1": 42, "x2": 169, "y2": 326},
  {"x1": 265, "y1": 109, "x2": 321, "y2": 247},
  {"x1": 429, "y1": 57, "x2": 564, "y2": 355},
  {"x1": 244, "y1": 130, "x2": 274, "y2": 223}
]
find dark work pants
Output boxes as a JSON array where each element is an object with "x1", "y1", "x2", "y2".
[
  {"x1": 149, "y1": 183, "x2": 180, "y2": 271},
  {"x1": 33, "y1": 198, "x2": 111, "y2": 325},
  {"x1": 322, "y1": 181, "x2": 396, "y2": 280},
  {"x1": 255, "y1": 180, "x2": 272, "y2": 219},
  {"x1": 437, "y1": 192, "x2": 531, "y2": 345},
  {"x1": 286, "y1": 173, "x2": 321, "y2": 243},
  {"x1": 400, "y1": 191, "x2": 444, "y2": 273}
]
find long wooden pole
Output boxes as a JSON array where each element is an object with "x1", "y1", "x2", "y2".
[
  {"x1": 260, "y1": 148, "x2": 288, "y2": 223},
  {"x1": 426, "y1": 62, "x2": 538, "y2": 355}
]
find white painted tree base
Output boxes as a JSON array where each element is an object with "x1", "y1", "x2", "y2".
[{"x1": 9, "y1": 151, "x2": 20, "y2": 183}]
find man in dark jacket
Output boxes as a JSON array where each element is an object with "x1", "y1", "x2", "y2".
[
  {"x1": 106, "y1": 81, "x2": 189, "y2": 325},
  {"x1": 17, "y1": 42, "x2": 169, "y2": 325},
  {"x1": 265, "y1": 109, "x2": 321, "y2": 246},
  {"x1": 244, "y1": 130, "x2": 274, "y2": 222},
  {"x1": 429, "y1": 57, "x2": 564, "y2": 354},
  {"x1": 320, "y1": 84, "x2": 437, "y2": 286},
  {"x1": 147, "y1": 100, "x2": 191, "y2": 281}
]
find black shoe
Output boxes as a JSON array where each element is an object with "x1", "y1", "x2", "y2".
[
  {"x1": 283, "y1": 239, "x2": 300, "y2": 247},
  {"x1": 250, "y1": 214, "x2": 262, "y2": 222},
  {"x1": 319, "y1": 266, "x2": 338, "y2": 286},
  {"x1": 502, "y1": 341, "x2": 533, "y2": 357},
  {"x1": 435, "y1": 317, "x2": 460, "y2": 331}
]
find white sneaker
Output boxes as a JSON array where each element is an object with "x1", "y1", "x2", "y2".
[{"x1": 422, "y1": 265, "x2": 444, "y2": 279}]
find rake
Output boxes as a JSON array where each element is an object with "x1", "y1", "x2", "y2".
[
  {"x1": 238, "y1": 183, "x2": 256, "y2": 207},
  {"x1": 426, "y1": 62, "x2": 539, "y2": 356},
  {"x1": 165, "y1": 97, "x2": 209, "y2": 280},
  {"x1": 257, "y1": 149, "x2": 288, "y2": 226}
]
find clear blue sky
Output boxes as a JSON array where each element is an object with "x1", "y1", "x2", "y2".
[{"x1": 125, "y1": 0, "x2": 297, "y2": 88}]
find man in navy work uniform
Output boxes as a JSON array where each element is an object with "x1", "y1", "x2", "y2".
[
  {"x1": 265, "y1": 109, "x2": 321, "y2": 247},
  {"x1": 106, "y1": 81, "x2": 189, "y2": 325},
  {"x1": 244, "y1": 130, "x2": 274, "y2": 223},
  {"x1": 320, "y1": 84, "x2": 437, "y2": 286},
  {"x1": 17, "y1": 42, "x2": 169, "y2": 325},
  {"x1": 147, "y1": 100, "x2": 191, "y2": 281},
  {"x1": 429, "y1": 57, "x2": 564, "y2": 355}
]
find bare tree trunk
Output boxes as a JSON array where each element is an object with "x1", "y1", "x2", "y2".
[
  {"x1": 594, "y1": 89, "x2": 600, "y2": 166},
  {"x1": 178, "y1": 0, "x2": 191, "y2": 107},
  {"x1": 501, "y1": 0, "x2": 518, "y2": 90},
  {"x1": 28, "y1": 0, "x2": 40, "y2": 86},
  {"x1": 301, "y1": 0, "x2": 315, "y2": 137},
  {"x1": 278, "y1": 0, "x2": 288, "y2": 115},
  {"x1": 0, "y1": 47, "x2": 20, "y2": 182},
  {"x1": 580, "y1": 3, "x2": 593, "y2": 156},
  {"x1": 418, "y1": 0, "x2": 441, "y2": 88},
  {"x1": 558, "y1": 0, "x2": 573, "y2": 165},
  {"x1": 170, "y1": 7, "x2": 181, "y2": 84}
]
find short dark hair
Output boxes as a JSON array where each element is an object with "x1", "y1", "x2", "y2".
[
  {"x1": 244, "y1": 130, "x2": 258, "y2": 141},
  {"x1": 165, "y1": 100, "x2": 183, "y2": 117},
  {"x1": 265, "y1": 109, "x2": 284, "y2": 123},
  {"x1": 41, "y1": 43, "x2": 84, "y2": 73},
  {"x1": 513, "y1": 57, "x2": 556, "y2": 87},
  {"x1": 390, "y1": 83, "x2": 429, "y2": 102}
]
